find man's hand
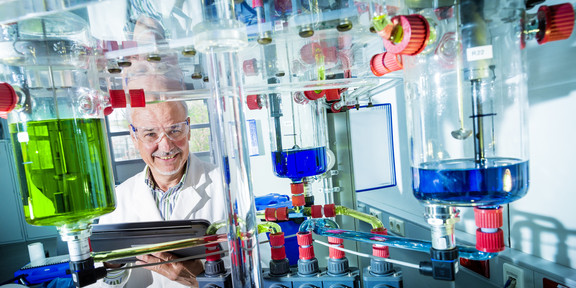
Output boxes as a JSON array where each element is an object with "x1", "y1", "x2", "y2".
[{"x1": 136, "y1": 252, "x2": 204, "y2": 287}]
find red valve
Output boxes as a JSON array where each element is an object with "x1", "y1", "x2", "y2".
[
  {"x1": 324, "y1": 89, "x2": 342, "y2": 102},
  {"x1": 383, "y1": 14, "x2": 430, "y2": 55},
  {"x1": 299, "y1": 246, "x2": 315, "y2": 260},
  {"x1": 265, "y1": 207, "x2": 277, "y2": 222},
  {"x1": 269, "y1": 232, "x2": 285, "y2": 247},
  {"x1": 537, "y1": 3, "x2": 575, "y2": 44},
  {"x1": 276, "y1": 207, "x2": 289, "y2": 221},
  {"x1": 297, "y1": 232, "x2": 313, "y2": 246}
]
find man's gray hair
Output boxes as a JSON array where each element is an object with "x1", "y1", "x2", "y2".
[{"x1": 124, "y1": 101, "x2": 189, "y2": 123}]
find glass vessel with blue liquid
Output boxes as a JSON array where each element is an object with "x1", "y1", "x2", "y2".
[
  {"x1": 398, "y1": 0, "x2": 531, "y2": 208},
  {"x1": 267, "y1": 89, "x2": 328, "y2": 206}
]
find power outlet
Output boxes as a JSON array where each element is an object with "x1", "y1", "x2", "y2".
[
  {"x1": 388, "y1": 216, "x2": 405, "y2": 236},
  {"x1": 368, "y1": 208, "x2": 383, "y2": 221},
  {"x1": 503, "y1": 263, "x2": 525, "y2": 288}
]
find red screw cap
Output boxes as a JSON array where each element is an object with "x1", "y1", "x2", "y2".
[
  {"x1": 383, "y1": 52, "x2": 403, "y2": 72},
  {"x1": 383, "y1": 14, "x2": 430, "y2": 55},
  {"x1": 304, "y1": 90, "x2": 325, "y2": 101},
  {"x1": 299, "y1": 246, "x2": 315, "y2": 260},
  {"x1": 311, "y1": 205, "x2": 323, "y2": 219},
  {"x1": 269, "y1": 232, "x2": 285, "y2": 247},
  {"x1": 370, "y1": 53, "x2": 390, "y2": 76},
  {"x1": 129, "y1": 89, "x2": 146, "y2": 107},
  {"x1": 0, "y1": 83, "x2": 18, "y2": 117},
  {"x1": 297, "y1": 232, "x2": 313, "y2": 246},
  {"x1": 246, "y1": 94, "x2": 262, "y2": 110},
  {"x1": 276, "y1": 207, "x2": 289, "y2": 221},
  {"x1": 323, "y1": 204, "x2": 336, "y2": 218},
  {"x1": 292, "y1": 194, "x2": 305, "y2": 207},
  {"x1": 271, "y1": 246, "x2": 286, "y2": 260},
  {"x1": 537, "y1": 3, "x2": 575, "y2": 44},
  {"x1": 373, "y1": 245, "x2": 390, "y2": 258},
  {"x1": 475, "y1": 207, "x2": 503, "y2": 229},
  {"x1": 109, "y1": 90, "x2": 127, "y2": 108},
  {"x1": 476, "y1": 228, "x2": 505, "y2": 253},
  {"x1": 265, "y1": 207, "x2": 277, "y2": 222},
  {"x1": 291, "y1": 182, "x2": 304, "y2": 195},
  {"x1": 324, "y1": 89, "x2": 341, "y2": 102}
]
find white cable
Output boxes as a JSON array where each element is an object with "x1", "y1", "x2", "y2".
[{"x1": 313, "y1": 239, "x2": 421, "y2": 270}]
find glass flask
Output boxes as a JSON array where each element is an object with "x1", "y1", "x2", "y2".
[
  {"x1": 0, "y1": 12, "x2": 116, "y2": 229},
  {"x1": 267, "y1": 90, "x2": 328, "y2": 184},
  {"x1": 398, "y1": 0, "x2": 530, "y2": 207}
]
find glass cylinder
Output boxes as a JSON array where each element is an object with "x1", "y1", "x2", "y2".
[
  {"x1": 401, "y1": 0, "x2": 529, "y2": 207},
  {"x1": 267, "y1": 90, "x2": 328, "y2": 183},
  {"x1": 0, "y1": 12, "x2": 116, "y2": 228}
]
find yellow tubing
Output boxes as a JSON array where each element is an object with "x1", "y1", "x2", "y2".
[
  {"x1": 335, "y1": 205, "x2": 384, "y2": 229},
  {"x1": 258, "y1": 222, "x2": 282, "y2": 234}
]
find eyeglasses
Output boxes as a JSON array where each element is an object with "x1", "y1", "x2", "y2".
[{"x1": 130, "y1": 119, "x2": 190, "y2": 145}]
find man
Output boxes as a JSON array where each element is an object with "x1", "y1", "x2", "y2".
[
  {"x1": 97, "y1": 99, "x2": 226, "y2": 287},
  {"x1": 94, "y1": 33, "x2": 227, "y2": 286}
]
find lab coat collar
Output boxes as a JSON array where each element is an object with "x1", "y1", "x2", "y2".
[{"x1": 170, "y1": 154, "x2": 215, "y2": 220}]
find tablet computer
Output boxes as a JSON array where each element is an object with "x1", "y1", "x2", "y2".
[{"x1": 90, "y1": 219, "x2": 213, "y2": 264}]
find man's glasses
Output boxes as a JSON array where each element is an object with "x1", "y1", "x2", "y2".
[{"x1": 130, "y1": 119, "x2": 190, "y2": 145}]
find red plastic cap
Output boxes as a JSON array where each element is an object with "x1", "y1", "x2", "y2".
[
  {"x1": 371, "y1": 228, "x2": 388, "y2": 235},
  {"x1": 265, "y1": 207, "x2": 277, "y2": 222},
  {"x1": 329, "y1": 245, "x2": 345, "y2": 259},
  {"x1": 324, "y1": 89, "x2": 341, "y2": 102},
  {"x1": 475, "y1": 207, "x2": 503, "y2": 229},
  {"x1": 129, "y1": 89, "x2": 146, "y2": 107},
  {"x1": 476, "y1": 228, "x2": 505, "y2": 253},
  {"x1": 246, "y1": 94, "x2": 262, "y2": 110},
  {"x1": 269, "y1": 232, "x2": 285, "y2": 247},
  {"x1": 372, "y1": 246, "x2": 389, "y2": 258},
  {"x1": 323, "y1": 204, "x2": 336, "y2": 217},
  {"x1": 243, "y1": 58, "x2": 258, "y2": 76},
  {"x1": 383, "y1": 52, "x2": 403, "y2": 72},
  {"x1": 292, "y1": 194, "x2": 305, "y2": 207},
  {"x1": 370, "y1": 53, "x2": 390, "y2": 77},
  {"x1": 271, "y1": 246, "x2": 286, "y2": 260},
  {"x1": 109, "y1": 90, "x2": 127, "y2": 108},
  {"x1": 0, "y1": 83, "x2": 18, "y2": 116},
  {"x1": 328, "y1": 237, "x2": 344, "y2": 245},
  {"x1": 383, "y1": 14, "x2": 430, "y2": 55},
  {"x1": 299, "y1": 246, "x2": 315, "y2": 260},
  {"x1": 537, "y1": 3, "x2": 575, "y2": 44},
  {"x1": 311, "y1": 205, "x2": 323, "y2": 218},
  {"x1": 276, "y1": 207, "x2": 289, "y2": 221},
  {"x1": 304, "y1": 90, "x2": 325, "y2": 100},
  {"x1": 291, "y1": 182, "x2": 304, "y2": 195},
  {"x1": 297, "y1": 232, "x2": 313, "y2": 246}
]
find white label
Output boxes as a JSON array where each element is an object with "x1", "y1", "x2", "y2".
[
  {"x1": 466, "y1": 45, "x2": 493, "y2": 61},
  {"x1": 17, "y1": 132, "x2": 29, "y2": 142}
]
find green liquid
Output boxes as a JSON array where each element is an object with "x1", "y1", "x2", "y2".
[{"x1": 9, "y1": 118, "x2": 116, "y2": 227}]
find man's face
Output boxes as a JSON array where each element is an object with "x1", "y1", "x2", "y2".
[{"x1": 130, "y1": 102, "x2": 190, "y2": 177}]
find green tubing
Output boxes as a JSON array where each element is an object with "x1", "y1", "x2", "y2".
[
  {"x1": 335, "y1": 205, "x2": 384, "y2": 229},
  {"x1": 258, "y1": 222, "x2": 282, "y2": 234},
  {"x1": 207, "y1": 220, "x2": 228, "y2": 235}
]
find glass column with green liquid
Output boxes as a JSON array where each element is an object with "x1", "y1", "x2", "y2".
[{"x1": 10, "y1": 118, "x2": 116, "y2": 228}]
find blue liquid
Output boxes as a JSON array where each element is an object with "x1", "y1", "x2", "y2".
[
  {"x1": 272, "y1": 147, "x2": 327, "y2": 182},
  {"x1": 413, "y1": 158, "x2": 529, "y2": 206}
]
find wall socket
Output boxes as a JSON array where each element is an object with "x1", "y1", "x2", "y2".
[
  {"x1": 388, "y1": 216, "x2": 405, "y2": 236},
  {"x1": 503, "y1": 263, "x2": 525, "y2": 288}
]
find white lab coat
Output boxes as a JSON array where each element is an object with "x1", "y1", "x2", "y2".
[{"x1": 95, "y1": 154, "x2": 228, "y2": 288}]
